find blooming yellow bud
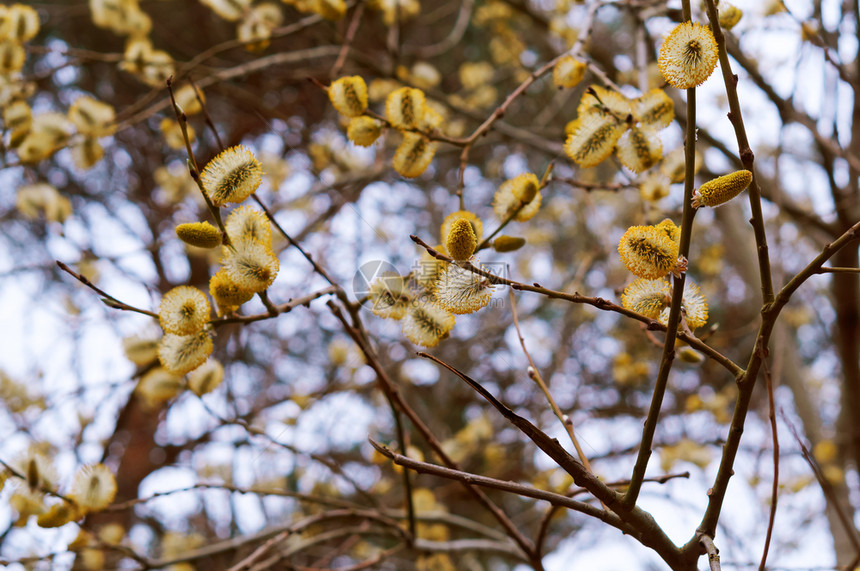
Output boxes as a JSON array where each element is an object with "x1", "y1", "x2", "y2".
[
  {"x1": 493, "y1": 173, "x2": 542, "y2": 222},
  {"x1": 658, "y1": 22, "x2": 719, "y2": 89},
  {"x1": 553, "y1": 55, "x2": 586, "y2": 88},
  {"x1": 328, "y1": 76, "x2": 368, "y2": 118},
  {"x1": 655, "y1": 218, "x2": 680, "y2": 244},
  {"x1": 692, "y1": 170, "x2": 752, "y2": 208},
  {"x1": 157, "y1": 331, "x2": 213, "y2": 375},
  {"x1": 0, "y1": 4, "x2": 40, "y2": 42},
  {"x1": 68, "y1": 97, "x2": 116, "y2": 137},
  {"x1": 401, "y1": 300, "x2": 455, "y2": 347},
  {"x1": 633, "y1": 89, "x2": 674, "y2": 129},
  {"x1": 209, "y1": 267, "x2": 255, "y2": 309},
  {"x1": 493, "y1": 235, "x2": 526, "y2": 252},
  {"x1": 393, "y1": 132, "x2": 436, "y2": 178},
  {"x1": 221, "y1": 238, "x2": 279, "y2": 292},
  {"x1": 200, "y1": 145, "x2": 263, "y2": 206},
  {"x1": 37, "y1": 501, "x2": 82, "y2": 528},
  {"x1": 159, "y1": 286, "x2": 210, "y2": 335},
  {"x1": 368, "y1": 273, "x2": 410, "y2": 319},
  {"x1": 622, "y1": 278, "x2": 671, "y2": 319},
  {"x1": 347, "y1": 116, "x2": 383, "y2": 147},
  {"x1": 576, "y1": 85, "x2": 631, "y2": 119},
  {"x1": 225, "y1": 205, "x2": 271, "y2": 247},
  {"x1": 564, "y1": 114, "x2": 625, "y2": 168},
  {"x1": 69, "y1": 464, "x2": 116, "y2": 512},
  {"x1": 640, "y1": 173, "x2": 671, "y2": 202},
  {"x1": 386, "y1": 87, "x2": 426, "y2": 130},
  {"x1": 441, "y1": 211, "x2": 483, "y2": 245},
  {"x1": 618, "y1": 225, "x2": 686, "y2": 279},
  {"x1": 122, "y1": 334, "x2": 160, "y2": 366},
  {"x1": 188, "y1": 360, "x2": 224, "y2": 396},
  {"x1": 176, "y1": 221, "x2": 222, "y2": 249},
  {"x1": 71, "y1": 137, "x2": 105, "y2": 170},
  {"x1": 678, "y1": 347, "x2": 704, "y2": 363},
  {"x1": 616, "y1": 125, "x2": 662, "y2": 173},
  {"x1": 0, "y1": 40, "x2": 24, "y2": 74},
  {"x1": 436, "y1": 263, "x2": 494, "y2": 315},
  {"x1": 446, "y1": 218, "x2": 477, "y2": 261},
  {"x1": 719, "y1": 3, "x2": 743, "y2": 30}
]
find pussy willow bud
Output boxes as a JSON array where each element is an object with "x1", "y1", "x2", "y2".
[
  {"x1": 446, "y1": 218, "x2": 477, "y2": 261},
  {"x1": 692, "y1": 170, "x2": 753, "y2": 208},
  {"x1": 493, "y1": 236, "x2": 526, "y2": 252},
  {"x1": 328, "y1": 76, "x2": 368, "y2": 117}
]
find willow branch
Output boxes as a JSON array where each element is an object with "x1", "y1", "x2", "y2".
[
  {"x1": 56, "y1": 261, "x2": 158, "y2": 318},
  {"x1": 704, "y1": 0, "x2": 773, "y2": 304},
  {"x1": 410, "y1": 235, "x2": 743, "y2": 377},
  {"x1": 369, "y1": 439, "x2": 626, "y2": 529},
  {"x1": 417, "y1": 352, "x2": 690, "y2": 569}
]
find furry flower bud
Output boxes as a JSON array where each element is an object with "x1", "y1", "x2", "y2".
[
  {"x1": 175, "y1": 221, "x2": 222, "y2": 249},
  {"x1": 618, "y1": 225, "x2": 686, "y2": 279},
  {"x1": 692, "y1": 170, "x2": 752, "y2": 208},
  {"x1": 446, "y1": 218, "x2": 477, "y2": 261},
  {"x1": 658, "y1": 22, "x2": 718, "y2": 89},
  {"x1": 328, "y1": 76, "x2": 368, "y2": 117}
]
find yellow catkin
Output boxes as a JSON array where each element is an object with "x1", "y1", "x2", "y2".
[
  {"x1": 158, "y1": 286, "x2": 210, "y2": 335},
  {"x1": 347, "y1": 116, "x2": 383, "y2": 146},
  {"x1": 188, "y1": 360, "x2": 224, "y2": 396},
  {"x1": 445, "y1": 218, "x2": 477, "y2": 261},
  {"x1": 393, "y1": 132, "x2": 436, "y2": 178},
  {"x1": 386, "y1": 87, "x2": 426, "y2": 130},
  {"x1": 441, "y1": 211, "x2": 483, "y2": 244},
  {"x1": 200, "y1": 145, "x2": 263, "y2": 206},
  {"x1": 692, "y1": 170, "x2": 753, "y2": 208},
  {"x1": 616, "y1": 125, "x2": 662, "y2": 173},
  {"x1": 69, "y1": 464, "x2": 116, "y2": 512},
  {"x1": 655, "y1": 218, "x2": 680, "y2": 244},
  {"x1": 633, "y1": 89, "x2": 674, "y2": 129},
  {"x1": 435, "y1": 263, "x2": 494, "y2": 315},
  {"x1": 328, "y1": 76, "x2": 368, "y2": 117},
  {"x1": 175, "y1": 222, "x2": 222, "y2": 249},
  {"x1": 621, "y1": 278, "x2": 671, "y2": 319},
  {"x1": 658, "y1": 22, "x2": 719, "y2": 89},
  {"x1": 552, "y1": 55, "x2": 586, "y2": 88},
  {"x1": 564, "y1": 114, "x2": 625, "y2": 168},
  {"x1": 719, "y1": 4, "x2": 743, "y2": 30},
  {"x1": 209, "y1": 268, "x2": 255, "y2": 309},
  {"x1": 492, "y1": 235, "x2": 526, "y2": 252},
  {"x1": 368, "y1": 273, "x2": 410, "y2": 319},
  {"x1": 157, "y1": 331, "x2": 213, "y2": 375},
  {"x1": 618, "y1": 225, "x2": 685, "y2": 279},
  {"x1": 576, "y1": 85, "x2": 632, "y2": 119},
  {"x1": 401, "y1": 300, "x2": 455, "y2": 348},
  {"x1": 493, "y1": 173, "x2": 542, "y2": 222}
]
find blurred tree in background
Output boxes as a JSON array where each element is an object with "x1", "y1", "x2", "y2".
[{"x1": 2, "y1": 0, "x2": 860, "y2": 569}]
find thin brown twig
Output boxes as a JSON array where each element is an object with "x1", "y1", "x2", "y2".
[
  {"x1": 56, "y1": 261, "x2": 158, "y2": 318},
  {"x1": 815, "y1": 266, "x2": 860, "y2": 274},
  {"x1": 228, "y1": 530, "x2": 291, "y2": 571},
  {"x1": 508, "y1": 287, "x2": 593, "y2": 472},
  {"x1": 759, "y1": 354, "x2": 779, "y2": 571},
  {"x1": 331, "y1": 1, "x2": 366, "y2": 79},
  {"x1": 369, "y1": 439, "x2": 625, "y2": 528},
  {"x1": 781, "y1": 413, "x2": 860, "y2": 557},
  {"x1": 210, "y1": 286, "x2": 339, "y2": 326}
]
